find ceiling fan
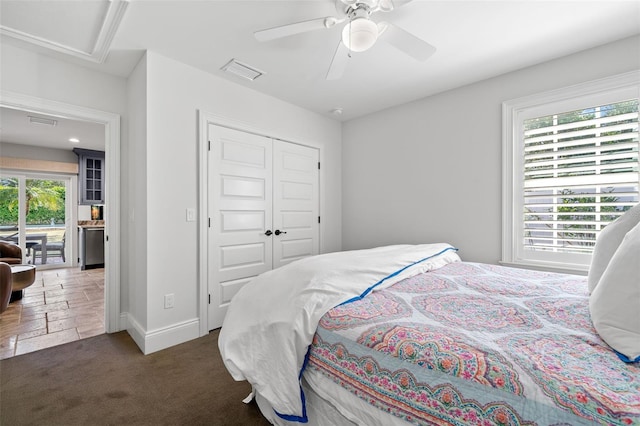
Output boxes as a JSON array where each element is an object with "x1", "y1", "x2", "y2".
[{"x1": 254, "y1": 0, "x2": 436, "y2": 80}]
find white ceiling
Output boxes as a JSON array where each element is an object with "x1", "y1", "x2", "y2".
[
  {"x1": 110, "y1": 0, "x2": 640, "y2": 120},
  {"x1": 0, "y1": 107, "x2": 105, "y2": 151},
  {"x1": 0, "y1": 0, "x2": 639, "y2": 149}
]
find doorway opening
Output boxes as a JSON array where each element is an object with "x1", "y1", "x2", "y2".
[
  {"x1": 0, "y1": 172, "x2": 105, "y2": 359},
  {"x1": 0, "y1": 92, "x2": 121, "y2": 358}
]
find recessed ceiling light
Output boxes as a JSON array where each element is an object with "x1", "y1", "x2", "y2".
[
  {"x1": 69, "y1": 138, "x2": 80, "y2": 143},
  {"x1": 28, "y1": 116, "x2": 57, "y2": 126}
]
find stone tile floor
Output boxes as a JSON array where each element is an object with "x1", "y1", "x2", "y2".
[{"x1": 0, "y1": 267, "x2": 104, "y2": 360}]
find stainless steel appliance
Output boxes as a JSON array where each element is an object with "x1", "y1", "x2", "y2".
[{"x1": 79, "y1": 227, "x2": 104, "y2": 270}]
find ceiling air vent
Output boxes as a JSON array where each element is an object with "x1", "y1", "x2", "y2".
[
  {"x1": 28, "y1": 116, "x2": 57, "y2": 126},
  {"x1": 221, "y1": 59, "x2": 263, "y2": 81}
]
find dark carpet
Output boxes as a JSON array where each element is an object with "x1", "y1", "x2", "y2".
[{"x1": 0, "y1": 329, "x2": 272, "y2": 425}]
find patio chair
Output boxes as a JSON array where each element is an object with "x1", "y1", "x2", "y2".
[
  {"x1": 32, "y1": 232, "x2": 66, "y2": 263},
  {"x1": 0, "y1": 226, "x2": 18, "y2": 242}
]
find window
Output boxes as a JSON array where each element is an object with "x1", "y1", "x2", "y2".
[{"x1": 502, "y1": 72, "x2": 639, "y2": 273}]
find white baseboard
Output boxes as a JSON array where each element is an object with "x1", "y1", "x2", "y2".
[
  {"x1": 122, "y1": 313, "x2": 201, "y2": 355},
  {"x1": 119, "y1": 312, "x2": 129, "y2": 331},
  {"x1": 125, "y1": 314, "x2": 146, "y2": 353},
  {"x1": 143, "y1": 318, "x2": 200, "y2": 354}
]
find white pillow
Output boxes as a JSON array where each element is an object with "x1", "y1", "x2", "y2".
[
  {"x1": 589, "y1": 221, "x2": 640, "y2": 362},
  {"x1": 588, "y1": 203, "x2": 640, "y2": 293}
]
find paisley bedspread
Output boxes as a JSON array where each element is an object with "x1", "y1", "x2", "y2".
[{"x1": 307, "y1": 262, "x2": 640, "y2": 425}]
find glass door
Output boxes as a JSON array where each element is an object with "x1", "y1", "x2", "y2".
[
  {"x1": 0, "y1": 175, "x2": 19, "y2": 243},
  {"x1": 0, "y1": 173, "x2": 72, "y2": 268}
]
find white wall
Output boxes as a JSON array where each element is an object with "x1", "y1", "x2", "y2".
[
  {"x1": 1, "y1": 44, "x2": 127, "y2": 115},
  {"x1": 125, "y1": 53, "x2": 148, "y2": 338},
  {"x1": 136, "y1": 52, "x2": 342, "y2": 352},
  {"x1": 0, "y1": 142, "x2": 77, "y2": 163},
  {"x1": 342, "y1": 35, "x2": 640, "y2": 264}
]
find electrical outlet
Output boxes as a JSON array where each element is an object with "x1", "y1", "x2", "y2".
[{"x1": 164, "y1": 294, "x2": 175, "y2": 309}]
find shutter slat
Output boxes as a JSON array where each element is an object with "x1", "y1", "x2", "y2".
[
  {"x1": 525, "y1": 144, "x2": 638, "y2": 162},
  {"x1": 524, "y1": 163, "x2": 638, "y2": 179},
  {"x1": 522, "y1": 244, "x2": 594, "y2": 253},
  {"x1": 524, "y1": 202, "x2": 635, "y2": 209},
  {"x1": 524, "y1": 192, "x2": 636, "y2": 198},
  {"x1": 524, "y1": 160, "x2": 638, "y2": 172},
  {"x1": 525, "y1": 134, "x2": 638, "y2": 149},
  {"x1": 523, "y1": 172, "x2": 639, "y2": 188},
  {"x1": 524, "y1": 236, "x2": 598, "y2": 244},
  {"x1": 524, "y1": 123, "x2": 638, "y2": 146}
]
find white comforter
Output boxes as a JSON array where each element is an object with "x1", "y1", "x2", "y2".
[{"x1": 218, "y1": 243, "x2": 460, "y2": 421}]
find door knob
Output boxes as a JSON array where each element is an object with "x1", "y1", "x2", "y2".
[
  {"x1": 264, "y1": 230, "x2": 273, "y2": 236},
  {"x1": 275, "y1": 230, "x2": 287, "y2": 236}
]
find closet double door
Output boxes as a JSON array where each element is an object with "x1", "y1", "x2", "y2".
[{"x1": 208, "y1": 125, "x2": 320, "y2": 329}]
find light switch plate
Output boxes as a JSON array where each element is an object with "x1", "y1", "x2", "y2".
[{"x1": 186, "y1": 208, "x2": 196, "y2": 222}]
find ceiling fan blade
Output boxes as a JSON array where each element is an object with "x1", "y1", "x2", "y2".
[
  {"x1": 378, "y1": 22, "x2": 436, "y2": 61},
  {"x1": 389, "y1": 0, "x2": 413, "y2": 9},
  {"x1": 378, "y1": 0, "x2": 413, "y2": 12},
  {"x1": 326, "y1": 41, "x2": 350, "y2": 80},
  {"x1": 255, "y1": 17, "x2": 337, "y2": 42}
]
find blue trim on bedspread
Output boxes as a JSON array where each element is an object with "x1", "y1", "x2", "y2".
[
  {"x1": 616, "y1": 351, "x2": 640, "y2": 363},
  {"x1": 274, "y1": 246, "x2": 459, "y2": 423},
  {"x1": 339, "y1": 246, "x2": 459, "y2": 306}
]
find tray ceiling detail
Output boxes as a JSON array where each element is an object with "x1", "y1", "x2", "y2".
[{"x1": 0, "y1": 0, "x2": 128, "y2": 63}]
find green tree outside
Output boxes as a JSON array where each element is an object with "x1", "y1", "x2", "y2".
[{"x1": 0, "y1": 178, "x2": 66, "y2": 225}]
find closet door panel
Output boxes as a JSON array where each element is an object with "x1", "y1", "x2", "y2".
[
  {"x1": 208, "y1": 125, "x2": 273, "y2": 329},
  {"x1": 272, "y1": 141, "x2": 320, "y2": 268}
]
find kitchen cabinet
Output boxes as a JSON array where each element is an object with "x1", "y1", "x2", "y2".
[{"x1": 73, "y1": 148, "x2": 105, "y2": 205}]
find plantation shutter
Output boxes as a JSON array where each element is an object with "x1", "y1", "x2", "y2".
[{"x1": 522, "y1": 99, "x2": 639, "y2": 255}]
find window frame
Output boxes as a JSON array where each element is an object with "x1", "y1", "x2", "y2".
[{"x1": 502, "y1": 71, "x2": 640, "y2": 274}]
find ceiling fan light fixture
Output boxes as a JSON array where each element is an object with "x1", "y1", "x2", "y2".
[{"x1": 342, "y1": 17, "x2": 378, "y2": 52}]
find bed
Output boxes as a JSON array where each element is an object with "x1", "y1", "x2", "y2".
[{"x1": 218, "y1": 243, "x2": 640, "y2": 426}]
